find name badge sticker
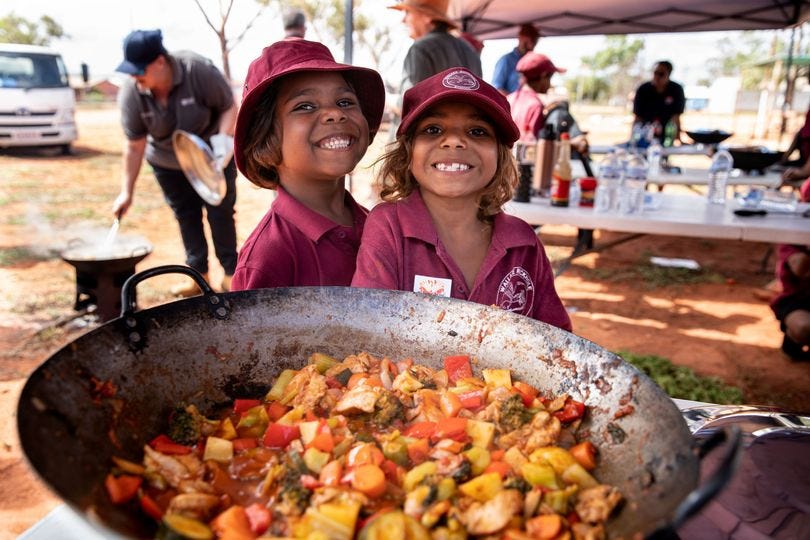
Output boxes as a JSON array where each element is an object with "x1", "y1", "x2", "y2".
[{"x1": 413, "y1": 275, "x2": 452, "y2": 297}]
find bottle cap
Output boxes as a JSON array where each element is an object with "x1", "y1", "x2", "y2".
[{"x1": 560, "y1": 133, "x2": 570, "y2": 140}]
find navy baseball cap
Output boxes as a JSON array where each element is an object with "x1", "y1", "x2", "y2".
[{"x1": 116, "y1": 29, "x2": 167, "y2": 75}]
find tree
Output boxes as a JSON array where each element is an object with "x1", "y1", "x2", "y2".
[
  {"x1": 0, "y1": 12, "x2": 66, "y2": 45},
  {"x1": 705, "y1": 31, "x2": 769, "y2": 90},
  {"x1": 580, "y1": 35, "x2": 644, "y2": 105},
  {"x1": 191, "y1": 0, "x2": 271, "y2": 82},
  {"x1": 281, "y1": 0, "x2": 398, "y2": 77}
]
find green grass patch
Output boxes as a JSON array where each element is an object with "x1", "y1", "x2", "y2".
[
  {"x1": 618, "y1": 350, "x2": 744, "y2": 404},
  {"x1": 580, "y1": 260, "x2": 724, "y2": 289},
  {"x1": 0, "y1": 246, "x2": 52, "y2": 266}
]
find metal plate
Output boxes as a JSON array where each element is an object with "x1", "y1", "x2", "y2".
[{"x1": 172, "y1": 130, "x2": 225, "y2": 206}]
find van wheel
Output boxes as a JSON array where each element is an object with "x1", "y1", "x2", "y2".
[{"x1": 60, "y1": 144, "x2": 72, "y2": 155}]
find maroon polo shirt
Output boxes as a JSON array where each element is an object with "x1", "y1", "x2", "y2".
[
  {"x1": 507, "y1": 85, "x2": 545, "y2": 141},
  {"x1": 351, "y1": 190, "x2": 572, "y2": 331},
  {"x1": 231, "y1": 186, "x2": 367, "y2": 290}
]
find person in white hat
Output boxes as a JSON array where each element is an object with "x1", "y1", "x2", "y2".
[{"x1": 388, "y1": 0, "x2": 481, "y2": 136}]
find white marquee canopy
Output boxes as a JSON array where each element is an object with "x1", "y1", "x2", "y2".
[{"x1": 447, "y1": 0, "x2": 810, "y2": 39}]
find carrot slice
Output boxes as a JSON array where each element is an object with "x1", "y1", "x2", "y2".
[{"x1": 351, "y1": 464, "x2": 387, "y2": 498}]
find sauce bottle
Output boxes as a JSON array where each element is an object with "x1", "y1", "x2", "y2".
[
  {"x1": 533, "y1": 123, "x2": 556, "y2": 197},
  {"x1": 550, "y1": 133, "x2": 572, "y2": 207}
]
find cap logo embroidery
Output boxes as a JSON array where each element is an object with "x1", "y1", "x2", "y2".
[{"x1": 442, "y1": 70, "x2": 479, "y2": 91}]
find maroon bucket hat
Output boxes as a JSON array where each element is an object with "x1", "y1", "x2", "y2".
[
  {"x1": 234, "y1": 39, "x2": 385, "y2": 177},
  {"x1": 397, "y1": 68, "x2": 520, "y2": 147}
]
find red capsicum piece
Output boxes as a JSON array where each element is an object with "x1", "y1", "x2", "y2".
[
  {"x1": 403, "y1": 421, "x2": 436, "y2": 439},
  {"x1": 443, "y1": 355, "x2": 473, "y2": 383},
  {"x1": 104, "y1": 473, "x2": 142, "y2": 504},
  {"x1": 245, "y1": 502, "x2": 272, "y2": 535},
  {"x1": 553, "y1": 398, "x2": 586, "y2": 423},
  {"x1": 149, "y1": 434, "x2": 193, "y2": 455},
  {"x1": 433, "y1": 417, "x2": 468, "y2": 442},
  {"x1": 233, "y1": 399, "x2": 262, "y2": 415},
  {"x1": 262, "y1": 422, "x2": 300, "y2": 448},
  {"x1": 139, "y1": 494, "x2": 163, "y2": 520},
  {"x1": 458, "y1": 389, "x2": 485, "y2": 410},
  {"x1": 514, "y1": 381, "x2": 540, "y2": 407}
]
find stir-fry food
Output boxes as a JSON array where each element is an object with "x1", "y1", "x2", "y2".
[{"x1": 105, "y1": 352, "x2": 622, "y2": 539}]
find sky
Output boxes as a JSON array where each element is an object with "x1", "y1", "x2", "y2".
[{"x1": 3, "y1": 0, "x2": 786, "y2": 92}]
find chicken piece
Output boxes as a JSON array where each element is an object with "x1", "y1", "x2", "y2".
[
  {"x1": 167, "y1": 492, "x2": 221, "y2": 520},
  {"x1": 309, "y1": 487, "x2": 369, "y2": 508},
  {"x1": 342, "y1": 352, "x2": 379, "y2": 373},
  {"x1": 572, "y1": 522, "x2": 607, "y2": 540},
  {"x1": 143, "y1": 445, "x2": 193, "y2": 488},
  {"x1": 286, "y1": 364, "x2": 328, "y2": 411},
  {"x1": 177, "y1": 479, "x2": 216, "y2": 494},
  {"x1": 461, "y1": 489, "x2": 522, "y2": 535},
  {"x1": 575, "y1": 485, "x2": 622, "y2": 524},
  {"x1": 409, "y1": 389, "x2": 444, "y2": 423},
  {"x1": 334, "y1": 384, "x2": 383, "y2": 414},
  {"x1": 498, "y1": 411, "x2": 561, "y2": 454}
]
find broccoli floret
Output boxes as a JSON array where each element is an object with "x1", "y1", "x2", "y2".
[
  {"x1": 371, "y1": 392, "x2": 404, "y2": 426},
  {"x1": 280, "y1": 466, "x2": 311, "y2": 512},
  {"x1": 167, "y1": 405, "x2": 202, "y2": 445},
  {"x1": 504, "y1": 476, "x2": 532, "y2": 493},
  {"x1": 499, "y1": 394, "x2": 533, "y2": 432},
  {"x1": 450, "y1": 458, "x2": 473, "y2": 483}
]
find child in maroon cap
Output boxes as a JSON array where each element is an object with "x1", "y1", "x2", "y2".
[
  {"x1": 352, "y1": 68, "x2": 571, "y2": 330},
  {"x1": 230, "y1": 40, "x2": 384, "y2": 290}
]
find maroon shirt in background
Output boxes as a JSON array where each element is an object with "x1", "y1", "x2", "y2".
[
  {"x1": 231, "y1": 186, "x2": 367, "y2": 290},
  {"x1": 507, "y1": 85, "x2": 545, "y2": 141},
  {"x1": 351, "y1": 190, "x2": 572, "y2": 331}
]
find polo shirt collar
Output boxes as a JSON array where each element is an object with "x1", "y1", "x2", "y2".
[
  {"x1": 398, "y1": 189, "x2": 536, "y2": 250},
  {"x1": 274, "y1": 185, "x2": 363, "y2": 242},
  {"x1": 167, "y1": 54, "x2": 183, "y2": 88}
]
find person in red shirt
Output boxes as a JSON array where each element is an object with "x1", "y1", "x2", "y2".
[
  {"x1": 771, "y1": 179, "x2": 810, "y2": 360},
  {"x1": 230, "y1": 40, "x2": 384, "y2": 290},
  {"x1": 352, "y1": 68, "x2": 571, "y2": 330}
]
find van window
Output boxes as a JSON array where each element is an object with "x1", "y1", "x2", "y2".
[{"x1": 0, "y1": 51, "x2": 69, "y2": 89}]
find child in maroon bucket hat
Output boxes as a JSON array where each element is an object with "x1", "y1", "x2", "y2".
[
  {"x1": 230, "y1": 40, "x2": 385, "y2": 290},
  {"x1": 352, "y1": 68, "x2": 571, "y2": 330}
]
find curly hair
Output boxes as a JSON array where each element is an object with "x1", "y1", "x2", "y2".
[
  {"x1": 240, "y1": 84, "x2": 283, "y2": 189},
  {"x1": 376, "y1": 130, "x2": 518, "y2": 222}
]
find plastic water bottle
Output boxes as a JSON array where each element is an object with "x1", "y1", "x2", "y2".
[
  {"x1": 595, "y1": 152, "x2": 622, "y2": 213},
  {"x1": 619, "y1": 153, "x2": 647, "y2": 214},
  {"x1": 646, "y1": 139, "x2": 662, "y2": 180},
  {"x1": 569, "y1": 178, "x2": 581, "y2": 207},
  {"x1": 707, "y1": 149, "x2": 733, "y2": 204}
]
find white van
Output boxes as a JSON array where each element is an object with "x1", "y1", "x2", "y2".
[{"x1": 0, "y1": 43, "x2": 78, "y2": 154}]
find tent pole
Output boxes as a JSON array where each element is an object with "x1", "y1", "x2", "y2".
[
  {"x1": 344, "y1": 0, "x2": 354, "y2": 64},
  {"x1": 780, "y1": 25, "x2": 797, "y2": 140}
]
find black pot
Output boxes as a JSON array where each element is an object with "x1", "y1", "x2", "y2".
[
  {"x1": 728, "y1": 147, "x2": 783, "y2": 173},
  {"x1": 685, "y1": 129, "x2": 733, "y2": 145}
]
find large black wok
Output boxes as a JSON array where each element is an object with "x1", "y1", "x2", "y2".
[{"x1": 18, "y1": 267, "x2": 729, "y2": 539}]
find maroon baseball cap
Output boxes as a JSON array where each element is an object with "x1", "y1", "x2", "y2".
[
  {"x1": 516, "y1": 52, "x2": 566, "y2": 80},
  {"x1": 397, "y1": 68, "x2": 520, "y2": 147},
  {"x1": 234, "y1": 39, "x2": 385, "y2": 177}
]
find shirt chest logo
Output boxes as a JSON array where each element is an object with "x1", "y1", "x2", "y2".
[
  {"x1": 413, "y1": 275, "x2": 452, "y2": 297},
  {"x1": 496, "y1": 267, "x2": 534, "y2": 314},
  {"x1": 180, "y1": 96, "x2": 196, "y2": 106}
]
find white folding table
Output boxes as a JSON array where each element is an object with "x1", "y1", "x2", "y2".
[{"x1": 505, "y1": 193, "x2": 810, "y2": 274}]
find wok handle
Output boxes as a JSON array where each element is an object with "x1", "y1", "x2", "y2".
[
  {"x1": 120, "y1": 265, "x2": 217, "y2": 315},
  {"x1": 646, "y1": 425, "x2": 742, "y2": 539}
]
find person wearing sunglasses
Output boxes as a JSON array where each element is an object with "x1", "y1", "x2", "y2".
[{"x1": 632, "y1": 60, "x2": 685, "y2": 146}]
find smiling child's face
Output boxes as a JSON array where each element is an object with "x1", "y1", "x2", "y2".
[
  {"x1": 274, "y1": 71, "x2": 369, "y2": 186},
  {"x1": 409, "y1": 101, "x2": 499, "y2": 203}
]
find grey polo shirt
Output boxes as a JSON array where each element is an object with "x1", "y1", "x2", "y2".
[
  {"x1": 401, "y1": 28, "x2": 482, "y2": 94},
  {"x1": 118, "y1": 51, "x2": 234, "y2": 170}
]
